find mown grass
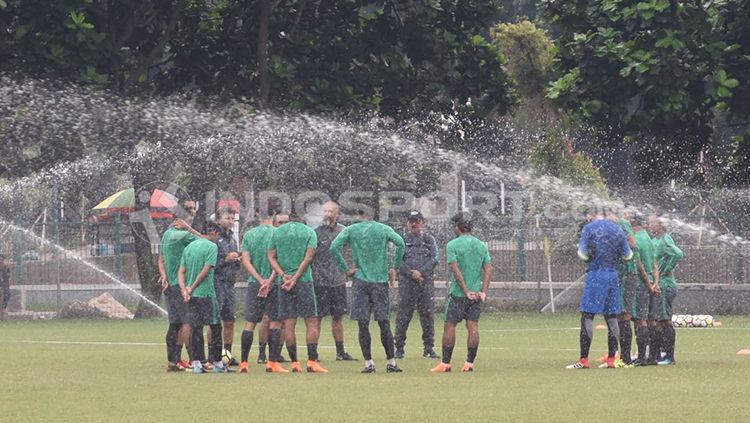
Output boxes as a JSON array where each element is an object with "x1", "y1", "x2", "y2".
[{"x1": 1, "y1": 313, "x2": 749, "y2": 422}]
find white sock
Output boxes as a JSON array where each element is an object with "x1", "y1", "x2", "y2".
[
  {"x1": 365, "y1": 360, "x2": 375, "y2": 367},
  {"x1": 387, "y1": 358, "x2": 396, "y2": 366}
]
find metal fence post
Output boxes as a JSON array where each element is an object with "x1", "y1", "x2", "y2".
[
  {"x1": 53, "y1": 185, "x2": 61, "y2": 311},
  {"x1": 516, "y1": 218, "x2": 526, "y2": 282},
  {"x1": 114, "y1": 213, "x2": 122, "y2": 277}
]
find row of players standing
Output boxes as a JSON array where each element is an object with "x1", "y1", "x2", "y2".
[
  {"x1": 568, "y1": 209, "x2": 684, "y2": 369},
  {"x1": 159, "y1": 199, "x2": 492, "y2": 374}
]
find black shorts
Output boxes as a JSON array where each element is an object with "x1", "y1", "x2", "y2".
[
  {"x1": 444, "y1": 296, "x2": 481, "y2": 323},
  {"x1": 648, "y1": 287, "x2": 676, "y2": 321},
  {"x1": 215, "y1": 280, "x2": 236, "y2": 322},
  {"x1": 276, "y1": 282, "x2": 318, "y2": 320},
  {"x1": 187, "y1": 296, "x2": 219, "y2": 326},
  {"x1": 633, "y1": 279, "x2": 653, "y2": 321},
  {"x1": 350, "y1": 279, "x2": 390, "y2": 322},
  {"x1": 164, "y1": 284, "x2": 188, "y2": 324},
  {"x1": 244, "y1": 283, "x2": 269, "y2": 323},
  {"x1": 214, "y1": 280, "x2": 237, "y2": 322},
  {"x1": 619, "y1": 273, "x2": 638, "y2": 316},
  {"x1": 314, "y1": 284, "x2": 348, "y2": 317}
]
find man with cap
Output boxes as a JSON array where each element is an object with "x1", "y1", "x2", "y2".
[{"x1": 394, "y1": 210, "x2": 439, "y2": 359}]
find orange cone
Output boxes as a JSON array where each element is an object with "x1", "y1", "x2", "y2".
[{"x1": 736, "y1": 349, "x2": 750, "y2": 355}]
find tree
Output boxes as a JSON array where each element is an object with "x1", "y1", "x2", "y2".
[{"x1": 540, "y1": 0, "x2": 744, "y2": 183}]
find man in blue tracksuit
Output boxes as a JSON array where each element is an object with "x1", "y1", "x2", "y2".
[
  {"x1": 566, "y1": 208, "x2": 633, "y2": 369},
  {"x1": 394, "y1": 210, "x2": 440, "y2": 359}
]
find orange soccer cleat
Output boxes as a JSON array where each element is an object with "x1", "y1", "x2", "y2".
[
  {"x1": 306, "y1": 360, "x2": 329, "y2": 373},
  {"x1": 239, "y1": 361, "x2": 249, "y2": 373},
  {"x1": 265, "y1": 361, "x2": 289, "y2": 373},
  {"x1": 430, "y1": 362, "x2": 452, "y2": 373},
  {"x1": 461, "y1": 363, "x2": 474, "y2": 372},
  {"x1": 290, "y1": 361, "x2": 303, "y2": 373}
]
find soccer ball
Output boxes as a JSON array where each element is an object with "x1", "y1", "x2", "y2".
[
  {"x1": 221, "y1": 348, "x2": 234, "y2": 366},
  {"x1": 684, "y1": 315, "x2": 693, "y2": 327},
  {"x1": 675, "y1": 315, "x2": 686, "y2": 327},
  {"x1": 705, "y1": 315, "x2": 714, "y2": 326}
]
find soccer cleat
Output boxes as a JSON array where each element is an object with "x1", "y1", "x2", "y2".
[
  {"x1": 565, "y1": 359, "x2": 589, "y2": 369},
  {"x1": 226, "y1": 357, "x2": 239, "y2": 367},
  {"x1": 461, "y1": 363, "x2": 474, "y2": 372},
  {"x1": 430, "y1": 362, "x2": 451, "y2": 373},
  {"x1": 239, "y1": 362, "x2": 249, "y2": 373},
  {"x1": 306, "y1": 360, "x2": 328, "y2": 373},
  {"x1": 386, "y1": 364, "x2": 403, "y2": 373},
  {"x1": 594, "y1": 353, "x2": 619, "y2": 363},
  {"x1": 192, "y1": 363, "x2": 206, "y2": 374},
  {"x1": 167, "y1": 362, "x2": 180, "y2": 372},
  {"x1": 336, "y1": 352, "x2": 358, "y2": 361},
  {"x1": 657, "y1": 357, "x2": 675, "y2": 366},
  {"x1": 290, "y1": 361, "x2": 303, "y2": 373},
  {"x1": 423, "y1": 349, "x2": 439, "y2": 359},
  {"x1": 177, "y1": 360, "x2": 191, "y2": 371},
  {"x1": 394, "y1": 348, "x2": 405, "y2": 359},
  {"x1": 202, "y1": 362, "x2": 214, "y2": 371},
  {"x1": 265, "y1": 361, "x2": 289, "y2": 373},
  {"x1": 212, "y1": 364, "x2": 228, "y2": 373},
  {"x1": 361, "y1": 364, "x2": 376, "y2": 373}
]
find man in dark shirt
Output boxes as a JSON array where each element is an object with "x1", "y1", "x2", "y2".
[{"x1": 394, "y1": 210, "x2": 439, "y2": 359}]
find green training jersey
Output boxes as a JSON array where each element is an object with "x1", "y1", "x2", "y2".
[
  {"x1": 618, "y1": 219, "x2": 637, "y2": 274},
  {"x1": 634, "y1": 229, "x2": 656, "y2": 280},
  {"x1": 653, "y1": 233, "x2": 684, "y2": 288},
  {"x1": 269, "y1": 221, "x2": 317, "y2": 283},
  {"x1": 180, "y1": 238, "x2": 218, "y2": 298},
  {"x1": 240, "y1": 225, "x2": 275, "y2": 284},
  {"x1": 446, "y1": 234, "x2": 491, "y2": 298},
  {"x1": 330, "y1": 220, "x2": 405, "y2": 283},
  {"x1": 160, "y1": 227, "x2": 200, "y2": 286}
]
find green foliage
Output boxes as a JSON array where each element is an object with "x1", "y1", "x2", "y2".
[
  {"x1": 529, "y1": 129, "x2": 609, "y2": 197},
  {"x1": 539, "y1": 0, "x2": 750, "y2": 183},
  {"x1": 491, "y1": 20, "x2": 554, "y2": 98}
]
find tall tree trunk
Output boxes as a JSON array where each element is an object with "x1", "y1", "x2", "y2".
[
  {"x1": 130, "y1": 173, "x2": 163, "y2": 318},
  {"x1": 257, "y1": 0, "x2": 281, "y2": 107}
]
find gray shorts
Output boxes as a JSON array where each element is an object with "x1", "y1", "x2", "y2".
[
  {"x1": 619, "y1": 273, "x2": 638, "y2": 316},
  {"x1": 276, "y1": 282, "x2": 318, "y2": 320},
  {"x1": 314, "y1": 284, "x2": 348, "y2": 317},
  {"x1": 187, "y1": 296, "x2": 219, "y2": 326},
  {"x1": 164, "y1": 284, "x2": 188, "y2": 324},
  {"x1": 244, "y1": 283, "x2": 269, "y2": 323},
  {"x1": 350, "y1": 279, "x2": 390, "y2": 322},
  {"x1": 444, "y1": 296, "x2": 481, "y2": 323},
  {"x1": 633, "y1": 278, "x2": 653, "y2": 321},
  {"x1": 651, "y1": 286, "x2": 677, "y2": 321}
]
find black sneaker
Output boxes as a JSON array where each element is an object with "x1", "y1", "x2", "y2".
[
  {"x1": 386, "y1": 364, "x2": 403, "y2": 373},
  {"x1": 167, "y1": 362, "x2": 180, "y2": 372},
  {"x1": 336, "y1": 352, "x2": 358, "y2": 361},
  {"x1": 227, "y1": 357, "x2": 239, "y2": 367},
  {"x1": 394, "y1": 348, "x2": 405, "y2": 359},
  {"x1": 361, "y1": 364, "x2": 376, "y2": 373},
  {"x1": 423, "y1": 349, "x2": 439, "y2": 359}
]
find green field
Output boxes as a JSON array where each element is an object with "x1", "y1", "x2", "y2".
[{"x1": 1, "y1": 313, "x2": 749, "y2": 422}]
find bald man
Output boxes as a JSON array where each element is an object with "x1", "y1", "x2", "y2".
[{"x1": 312, "y1": 201, "x2": 356, "y2": 360}]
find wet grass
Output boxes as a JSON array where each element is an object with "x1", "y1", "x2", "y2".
[{"x1": 1, "y1": 313, "x2": 749, "y2": 422}]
